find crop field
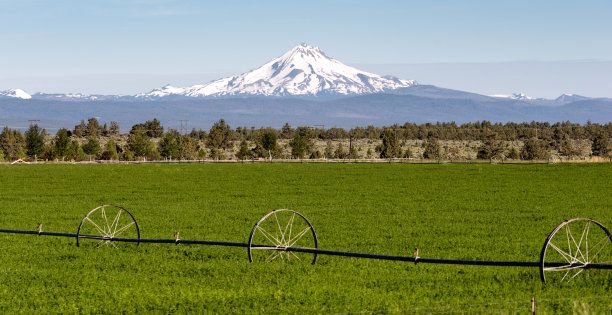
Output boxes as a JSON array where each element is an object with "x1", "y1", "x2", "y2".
[{"x1": 0, "y1": 163, "x2": 611, "y2": 313}]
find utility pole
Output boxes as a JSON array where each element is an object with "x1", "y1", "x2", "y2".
[{"x1": 180, "y1": 120, "x2": 189, "y2": 135}]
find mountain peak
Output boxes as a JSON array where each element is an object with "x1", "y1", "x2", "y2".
[
  {"x1": 288, "y1": 43, "x2": 326, "y2": 57},
  {"x1": 0, "y1": 88, "x2": 32, "y2": 99},
  {"x1": 139, "y1": 44, "x2": 416, "y2": 98}
]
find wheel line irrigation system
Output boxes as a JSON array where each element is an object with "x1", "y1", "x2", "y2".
[{"x1": 1, "y1": 205, "x2": 610, "y2": 284}]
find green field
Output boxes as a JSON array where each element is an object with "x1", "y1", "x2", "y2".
[{"x1": 0, "y1": 163, "x2": 611, "y2": 313}]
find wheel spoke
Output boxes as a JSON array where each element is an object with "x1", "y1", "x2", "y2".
[
  {"x1": 110, "y1": 209, "x2": 123, "y2": 237},
  {"x1": 282, "y1": 213, "x2": 296, "y2": 246},
  {"x1": 548, "y1": 242, "x2": 574, "y2": 263},
  {"x1": 101, "y1": 208, "x2": 110, "y2": 235},
  {"x1": 288, "y1": 226, "x2": 312, "y2": 248},
  {"x1": 266, "y1": 251, "x2": 280, "y2": 262},
  {"x1": 113, "y1": 221, "x2": 135, "y2": 237},
  {"x1": 567, "y1": 225, "x2": 586, "y2": 264},
  {"x1": 256, "y1": 226, "x2": 281, "y2": 245},
  {"x1": 565, "y1": 225, "x2": 573, "y2": 261},
  {"x1": 585, "y1": 221, "x2": 591, "y2": 262},
  {"x1": 273, "y1": 212, "x2": 285, "y2": 245},
  {"x1": 570, "y1": 268, "x2": 584, "y2": 280},
  {"x1": 251, "y1": 246, "x2": 281, "y2": 250},
  {"x1": 289, "y1": 251, "x2": 301, "y2": 261},
  {"x1": 561, "y1": 269, "x2": 571, "y2": 281},
  {"x1": 587, "y1": 235, "x2": 611, "y2": 263},
  {"x1": 544, "y1": 264, "x2": 585, "y2": 272},
  {"x1": 86, "y1": 217, "x2": 107, "y2": 236}
]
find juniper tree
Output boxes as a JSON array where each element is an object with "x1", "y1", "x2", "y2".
[
  {"x1": 591, "y1": 131, "x2": 609, "y2": 157},
  {"x1": 289, "y1": 134, "x2": 306, "y2": 159},
  {"x1": 236, "y1": 139, "x2": 251, "y2": 160},
  {"x1": 158, "y1": 133, "x2": 179, "y2": 159},
  {"x1": 520, "y1": 138, "x2": 550, "y2": 160},
  {"x1": 82, "y1": 136, "x2": 100, "y2": 156},
  {"x1": 25, "y1": 124, "x2": 45, "y2": 159},
  {"x1": 128, "y1": 125, "x2": 153, "y2": 158},
  {"x1": 0, "y1": 127, "x2": 25, "y2": 160},
  {"x1": 86, "y1": 117, "x2": 100, "y2": 138},
  {"x1": 260, "y1": 130, "x2": 277, "y2": 161},
  {"x1": 423, "y1": 137, "x2": 441, "y2": 160},
  {"x1": 208, "y1": 119, "x2": 233, "y2": 151},
  {"x1": 54, "y1": 128, "x2": 71, "y2": 160},
  {"x1": 144, "y1": 118, "x2": 164, "y2": 138},
  {"x1": 380, "y1": 128, "x2": 400, "y2": 158}
]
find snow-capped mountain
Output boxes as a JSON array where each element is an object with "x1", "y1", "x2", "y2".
[
  {"x1": 490, "y1": 92, "x2": 539, "y2": 101},
  {"x1": 138, "y1": 43, "x2": 417, "y2": 98},
  {"x1": 0, "y1": 89, "x2": 32, "y2": 99}
]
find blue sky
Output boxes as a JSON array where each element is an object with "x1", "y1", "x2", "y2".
[{"x1": 1, "y1": 0, "x2": 611, "y2": 97}]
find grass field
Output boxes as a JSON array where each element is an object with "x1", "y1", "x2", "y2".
[{"x1": 0, "y1": 163, "x2": 611, "y2": 313}]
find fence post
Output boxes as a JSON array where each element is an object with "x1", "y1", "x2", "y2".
[{"x1": 531, "y1": 296, "x2": 536, "y2": 314}]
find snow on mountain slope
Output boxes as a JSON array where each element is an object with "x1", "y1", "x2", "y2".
[
  {"x1": 139, "y1": 43, "x2": 417, "y2": 98},
  {"x1": 0, "y1": 89, "x2": 32, "y2": 99},
  {"x1": 490, "y1": 92, "x2": 538, "y2": 101}
]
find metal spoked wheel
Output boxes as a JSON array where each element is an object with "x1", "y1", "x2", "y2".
[
  {"x1": 76, "y1": 205, "x2": 141, "y2": 248},
  {"x1": 248, "y1": 209, "x2": 318, "y2": 264},
  {"x1": 540, "y1": 218, "x2": 611, "y2": 283}
]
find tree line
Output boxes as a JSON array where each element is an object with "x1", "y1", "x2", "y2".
[{"x1": 0, "y1": 118, "x2": 610, "y2": 162}]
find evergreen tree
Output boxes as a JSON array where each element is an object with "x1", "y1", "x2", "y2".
[
  {"x1": 0, "y1": 127, "x2": 25, "y2": 160},
  {"x1": 236, "y1": 139, "x2": 251, "y2": 160},
  {"x1": 109, "y1": 121, "x2": 120, "y2": 135},
  {"x1": 477, "y1": 131, "x2": 504, "y2": 160},
  {"x1": 380, "y1": 128, "x2": 400, "y2": 158},
  {"x1": 324, "y1": 140, "x2": 334, "y2": 159},
  {"x1": 144, "y1": 118, "x2": 164, "y2": 137},
  {"x1": 289, "y1": 134, "x2": 306, "y2": 159},
  {"x1": 260, "y1": 130, "x2": 277, "y2": 160},
  {"x1": 86, "y1": 117, "x2": 100, "y2": 137},
  {"x1": 73, "y1": 120, "x2": 86, "y2": 137},
  {"x1": 506, "y1": 147, "x2": 520, "y2": 160},
  {"x1": 207, "y1": 119, "x2": 233, "y2": 151},
  {"x1": 69, "y1": 140, "x2": 80, "y2": 161},
  {"x1": 76, "y1": 146, "x2": 87, "y2": 161},
  {"x1": 309, "y1": 150, "x2": 322, "y2": 159},
  {"x1": 591, "y1": 131, "x2": 609, "y2": 157},
  {"x1": 101, "y1": 123, "x2": 109, "y2": 136},
  {"x1": 158, "y1": 133, "x2": 179, "y2": 159},
  {"x1": 128, "y1": 125, "x2": 153, "y2": 158},
  {"x1": 423, "y1": 137, "x2": 441, "y2": 160},
  {"x1": 54, "y1": 128, "x2": 71, "y2": 160},
  {"x1": 100, "y1": 140, "x2": 118, "y2": 160},
  {"x1": 82, "y1": 136, "x2": 100, "y2": 156},
  {"x1": 349, "y1": 145, "x2": 359, "y2": 159},
  {"x1": 280, "y1": 123, "x2": 295, "y2": 139},
  {"x1": 520, "y1": 138, "x2": 550, "y2": 160},
  {"x1": 177, "y1": 135, "x2": 197, "y2": 160},
  {"x1": 25, "y1": 124, "x2": 45, "y2": 159},
  {"x1": 334, "y1": 143, "x2": 347, "y2": 159},
  {"x1": 560, "y1": 134, "x2": 576, "y2": 158}
]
